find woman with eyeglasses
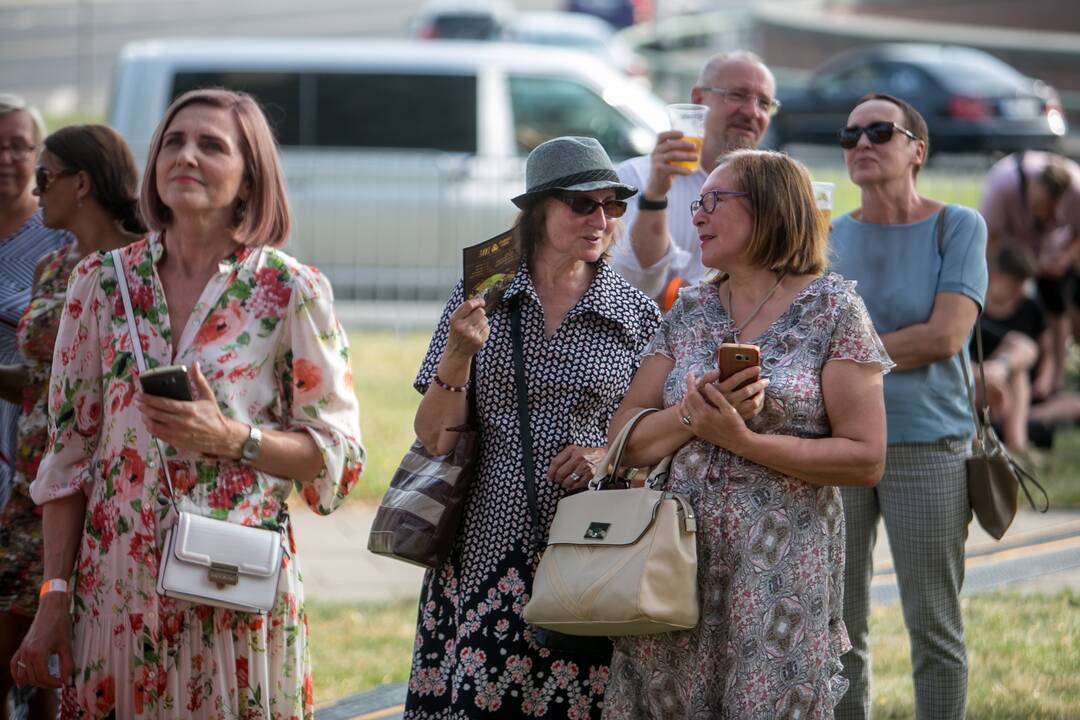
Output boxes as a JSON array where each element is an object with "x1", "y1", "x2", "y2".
[
  {"x1": 602, "y1": 149, "x2": 890, "y2": 719},
  {"x1": 0, "y1": 124, "x2": 143, "y2": 720},
  {"x1": 405, "y1": 136, "x2": 662, "y2": 719},
  {"x1": 829, "y1": 93, "x2": 987, "y2": 720}
]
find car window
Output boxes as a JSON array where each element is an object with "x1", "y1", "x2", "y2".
[
  {"x1": 815, "y1": 64, "x2": 888, "y2": 99},
  {"x1": 880, "y1": 64, "x2": 929, "y2": 96},
  {"x1": 508, "y1": 75, "x2": 639, "y2": 160},
  {"x1": 314, "y1": 73, "x2": 477, "y2": 153},
  {"x1": 172, "y1": 72, "x2": 302, "y2": 145}
]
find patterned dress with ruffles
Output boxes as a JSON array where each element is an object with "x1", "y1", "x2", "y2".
[
  {"x1": 0, "y1": 243, "x2": 82, "y2": 615},
  {"x1": 602, "y1": 274, "x2": 891, "y2": 720}
]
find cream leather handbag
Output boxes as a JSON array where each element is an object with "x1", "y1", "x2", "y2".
[{"x1": 523, "y1": 409, "x2": 699, "y2": 636}]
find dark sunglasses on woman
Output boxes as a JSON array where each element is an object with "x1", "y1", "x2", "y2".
[
  {"x1": 556, "y1": 195, "x2": 628, "y2": 219},
  {"x1": 34, "y1": 165, "x2": 76, "y2": 193},
  {"x1": 838, "y1": 121, "x2": 920, "y2": 150}
]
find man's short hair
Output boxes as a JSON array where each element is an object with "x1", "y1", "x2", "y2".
[
  {"x1": 1038, "y1": 160, "x2": 1072, "y2": 200},
  {"x1": 696, "y1": 51, "x2": 770, "y2": 87},
  {"x1": 993, "y1": 243, "x2": 1036, "y2": 281}
]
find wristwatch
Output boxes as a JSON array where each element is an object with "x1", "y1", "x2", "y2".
[{"x1": 240, "y1": 425, "x2": 263, "y2": 465}]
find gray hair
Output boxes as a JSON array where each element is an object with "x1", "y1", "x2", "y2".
[
  {"x1": 696, "y1": 50, "x2": 773, "y2": 87},
  {"x1": 0, "y1": 93, "x2": 47, "y2": 145}
]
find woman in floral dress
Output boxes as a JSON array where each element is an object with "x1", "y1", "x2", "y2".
[
  {"x1": 11, "y1": 90, "x2": 365, "y2": 719},
  {"x1": 405, "y1": 137, "x2": 674, "y2": 719},
  {"x1": 603, "y1": 150, "x2": 891, "y2": 719},
  {"x1": 0, "y1": 124, "x2": 143, "y2": 719}
]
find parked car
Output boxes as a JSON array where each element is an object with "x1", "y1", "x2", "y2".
[
  {"x1": 504, "y1": 11, "x2": 650, "y2": 84},
  {"x1": 767, "y1": 43, "x2": 1068, "y2": 156},
  {"x1": 412, "y1": 0, "x2": 514, "y2": 40},
  {"x1": 109, "y1": 39, "x2": 667, "y2": 300},
  {"x1": 566, "y1": 0, "x2": 648, "y2": 29}
]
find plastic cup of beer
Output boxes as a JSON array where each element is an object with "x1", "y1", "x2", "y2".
[
  {"x1": 812, "y1": 181, "x2": 834, "y2": 233},
  {"x1": 666, "y1": 104, "x2": 708, "y2": 171}
]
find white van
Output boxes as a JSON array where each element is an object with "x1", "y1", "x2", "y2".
[{"x1": 109, "y1": 38, "x2": 667, "y2": 299}]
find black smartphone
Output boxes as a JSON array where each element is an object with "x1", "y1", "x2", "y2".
[{"x1": 139, "y1": 364, "x2": 193, "y2": 401}]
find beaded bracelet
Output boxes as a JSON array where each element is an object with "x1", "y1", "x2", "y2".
[{"x1": 434, "y1": 373, "x2": 468, "y2": 393}]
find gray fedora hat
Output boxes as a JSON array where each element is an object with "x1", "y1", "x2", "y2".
[{"x1": 511, "y1": 136, "x2": 637, "y2": 209}]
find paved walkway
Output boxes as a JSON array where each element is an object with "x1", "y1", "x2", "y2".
[{"x1": 296, "y1": 502, "x2": 1080, "y2": 719}]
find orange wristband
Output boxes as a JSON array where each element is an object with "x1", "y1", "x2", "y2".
[{"x1": 39, "y1": 578, "x2": 69, "y2": 597}]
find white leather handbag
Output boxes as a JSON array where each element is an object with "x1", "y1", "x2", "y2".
[
  {"x1": 523, "y1": 409, "x2": 699, "y2": 636},
  {"x1": 112, "y1": 249, "x2": 285, "y2": 614}
]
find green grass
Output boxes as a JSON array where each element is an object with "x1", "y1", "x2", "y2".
[
  {"x1": 308, "y1": 597, "x2": 419, "y2": 705},
  {"x1": 306, "y1": 591, "x2": 1080, "y2": 715},
  {"x1": 348, "y1": 331, "x2": 430, "y2": 500}
]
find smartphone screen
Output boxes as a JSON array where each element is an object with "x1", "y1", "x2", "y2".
[{"x1": 139, "y1": 365, "x2": 193, "y2": 401}]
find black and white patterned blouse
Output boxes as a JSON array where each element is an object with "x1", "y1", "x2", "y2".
[{"x1": 405, "y1": 260, "x2": 661, "y2": 719}]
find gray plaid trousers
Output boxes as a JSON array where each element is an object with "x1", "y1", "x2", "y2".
[{"x1": 836, "y1": 439, "x2": 971, "y2": 720}]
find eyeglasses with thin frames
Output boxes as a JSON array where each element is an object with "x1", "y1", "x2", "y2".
[
  {"x1": 0, "y1": 141, "x2": 36, "y2": 162},
  {"x1": 34, "y1": 165, "x2": 76, "y2": 194},
  {"x1": 691, "y1": 190, "x2": 748, "y2": 216},
  {"x1": 698, "y1": 87, "x2": 781, "y2": 117},
  {"x1": 838, "y1": 121, "x2": 920, "y2": 149},
  {"x1": 555, "y1": 195, "x2": 627, "y2": 219}
]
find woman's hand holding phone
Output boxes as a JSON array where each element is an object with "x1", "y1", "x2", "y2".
[{"x1": 137, "y1": 363, "x2": 246, "y2": 459}]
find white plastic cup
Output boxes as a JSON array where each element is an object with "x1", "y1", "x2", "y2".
[{"x1": 666, "y1": 103, "x2": 709, "y2": 171}]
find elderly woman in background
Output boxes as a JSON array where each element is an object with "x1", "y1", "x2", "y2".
[
  {"x1": 603, "y1": 149, "x2": 890, "y2": 719},
  {"x1": 830, "y1": 93, "x2": 987, "y2": 720},
  {"x1": 406, "y1": 136, "x2": 662, "y2": 719},
  {"x1": 11, "y1": 89, "x2": 365, "y2": 719},
  {"x1": 0, "y1": 124, "x2": 144, "y2": 719}
]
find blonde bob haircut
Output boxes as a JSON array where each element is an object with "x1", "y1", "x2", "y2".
[
  {"x1": 714, "y1": 149, "x2": 827, "y2": 278},
  {"x1": 140, "y1": 88, "x2": 290, "y2": 247}
]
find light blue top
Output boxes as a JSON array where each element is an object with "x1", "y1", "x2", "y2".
[{"x1": 830, "y1": 205, "x2": 988, "y2": 443}]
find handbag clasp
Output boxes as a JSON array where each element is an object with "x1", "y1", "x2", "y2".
[
  {"x1": 208, "y1": 562, "x2": 239, "y2": 587},
  {"x1": 584, "y1": 522, "x2": 611, "y2": 540}
]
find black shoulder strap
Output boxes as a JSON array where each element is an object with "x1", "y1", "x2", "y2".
[
  {"x1": 935, "y1": 205, "x2": 947, "y2": 258},
  {"x1": 509, "y1": 296, "x2": 544, "y2": 553}
]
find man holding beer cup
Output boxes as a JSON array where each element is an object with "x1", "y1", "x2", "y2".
[{"x1": 613, "y1": 51, "x2": 779, "y2": 309}]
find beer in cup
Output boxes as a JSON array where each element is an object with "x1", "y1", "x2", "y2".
[
  {"x1": 666, "y1": 104, "x2": 708, "y2": 171},
  {"x1": 812, "y1": 181, "x2": 834, "y2": 233}
]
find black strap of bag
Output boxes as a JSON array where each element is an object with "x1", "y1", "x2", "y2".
[
  {"x1": 947, "y1": 210, "x2": 1049, "y2": 515},
  {"x1": 508, "y1": 295, "x2": 613, "y2": 658}
]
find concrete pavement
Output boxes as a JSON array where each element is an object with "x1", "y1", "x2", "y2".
[{"x1": 292, "y1": 502, "x2": 1080, "y2": 603}]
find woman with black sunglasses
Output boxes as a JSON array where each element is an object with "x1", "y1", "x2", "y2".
[
  {"x1": 0, "y1": 124, "x2": 142, "y2": 719},
  {"x1": 830, "y1": 93, "x2": 988, "y2": 720},
  {"x1": 405, "y1": 137, "x2": 662, "y2": 719}
]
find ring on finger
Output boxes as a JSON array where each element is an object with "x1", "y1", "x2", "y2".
[
  {"x1": 16, "y1": 660, "x2": 27, "y2": 669},
  {"x1": 681, "y1": 414, "x2": 693, "y2": 426},
  {"x1": 569, "y1": 472, "x2": 581, "y2": 482}
]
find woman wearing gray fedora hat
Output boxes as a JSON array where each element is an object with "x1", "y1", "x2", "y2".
[{"x1": 403, "y1": 137, "x2": 661, "y2": 718}]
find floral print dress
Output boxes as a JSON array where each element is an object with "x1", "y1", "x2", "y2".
[
  {"x1": 602, "y1": 275, "x2": 891, "y2": 720},
  {"x1": 0, "y1": 243, "x2": 82, "y2": 616},
  {"x1": 30, "y1": 236, "x2": 365, "y2": 720}
]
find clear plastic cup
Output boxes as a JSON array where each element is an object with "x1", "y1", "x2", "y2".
[
  {"x1": 666, "y1": 104, "x2": 709, "y2": 171},
  {"x1": 812, "y1": 181, "x2": 834, "y2": 232}
]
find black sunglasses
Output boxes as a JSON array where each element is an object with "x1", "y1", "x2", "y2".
[
  {"x1": 838, "y1": 121, "x2": 920, "y2": 149},
  {"x1": 34, "y1": 165, "x2": 76, "y2": 193},
  {"x1": 555, "y1": 195, "x2": 627, "y2": 219}
]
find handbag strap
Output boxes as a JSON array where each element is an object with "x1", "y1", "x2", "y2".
[
  {"x1": 589, "y1": 407, "x2": 659, "y2": 490},
  {"x1": 509, "y1": 295, "x2": 546, "y2": 554},
  {"x1": 112, "y1": 249, "x2": 180, "y2": 515},
  {"x1": 952, "y1": 237, "x2": 1049, "y2": 514}
]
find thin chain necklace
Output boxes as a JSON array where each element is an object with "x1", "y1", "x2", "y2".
[{"x1": 726, "y1": 273, "x2": 785, "y2": 343}]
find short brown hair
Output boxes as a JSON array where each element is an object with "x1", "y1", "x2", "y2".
[
  {"x1": 1038, "y1": 160, "x2": 1072, "y2": 200},
  {"x1": 853, "y1": 92, "x2": 930, "y2": 178},
  {"x1": 715, "y1": 149, "x2": 827, "y2": 277},
  {"x1": 44, "y1": 124, "x2": 146, "y2": 234},
  {"x1": 140, "y1": 88, "x2": 290, "y2": 247},
  {"x1": 992, "y1": 243, "x2": 1036, "y2": 280}
]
